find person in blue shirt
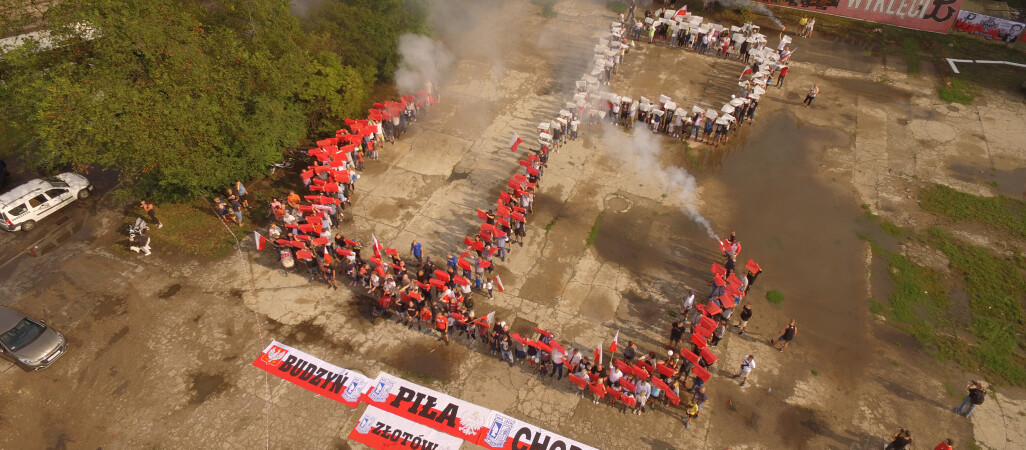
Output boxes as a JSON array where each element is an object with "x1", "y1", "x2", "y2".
[{"x1": 410, "y1": 241, "x2": 423, "y2": 265}]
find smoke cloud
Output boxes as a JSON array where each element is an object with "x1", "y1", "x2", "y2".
[
  {"x1": 395, "y1": 34, "x2": 454, "y2": 94},
  {"x1": 598, "y1": 123, "x2": 720, "y2": 241},
  {"x1": 703, "y1": 0, "x2": 785, "y2": 28}
]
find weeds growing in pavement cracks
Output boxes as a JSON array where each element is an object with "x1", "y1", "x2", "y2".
[
  {"x1": 919, "y1": 184, "x2": 1026, "y2": 238},
  {"x1": 586, "y1": 211, "x2": 605, "y2": 246},
  {"x1": 765, "y1": 290, "x2": 785, "y2": 307}
]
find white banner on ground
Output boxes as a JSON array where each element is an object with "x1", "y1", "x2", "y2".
[
  {"x1": 349, "y1": 405, "x2": 464, "y2": 450},
  {"x1": 363, "y1": 371, "x2": 491, "y2": 442},
  {"x1": 251, "y1": 340, "x2": 371, "y2": 408},
  {"x1": 478, "y1": 410, "x2": 598, "y2": 450}
]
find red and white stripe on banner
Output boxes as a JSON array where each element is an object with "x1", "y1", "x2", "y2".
[
  {"x1": 251, "y1": 340, "x2": 371, "y2": 408},
  {"x1": 362, "y1": 371, "x2": 491, "y2": 442},
  {"x1": 349, "y1": 405, "x2": 464, "y2": 450},
  {"x1": 477, "y1": 410, "x2": 597, "y2": 450}
]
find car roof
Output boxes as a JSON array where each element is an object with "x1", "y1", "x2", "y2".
[
  {"x1": 0, "y1": 307, "x2": 27, "y2": 331},
  {"x1": 0, "y1": 179, "x2": 51, "y2": 205}
]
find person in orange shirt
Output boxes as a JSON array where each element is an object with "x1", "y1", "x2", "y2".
[{"x1": 286, "y1": 190, "x2": 300, "y2": 209}]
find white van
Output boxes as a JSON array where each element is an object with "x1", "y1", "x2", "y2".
[{"x1": 0, "y1": 173, "x2": 92, "y2": 232}]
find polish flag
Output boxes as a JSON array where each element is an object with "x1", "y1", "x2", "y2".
[
  {"x1": 739, "y1": 65, "x2": 754, "y2": 81},
  {"x1": 493, "y1": 275, "x2": 505, "y2": 292},
  {"x1": 485, "y1": 311, "x2": 496, "y2": 325},
  {"x1": 608, "y1": 330, "x2": 619, "y2": 353},
  {"x1": 595, "y1": 342, "x2": 603, "y2": 365},
  {"x1": 371, "y1": 233, "x2": 382, "y2": 259},
  {"x1": 509, "y1": 132, "x2": 523, "y2": 153},
  {"x1": 253, "y1": 232, "x2": 268, "y2": 251}
]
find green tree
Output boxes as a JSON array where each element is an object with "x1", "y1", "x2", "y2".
[
  {"x1": 0, "y1": 0, "x2": 311, "y2": 200},
  {"x1": 298, "y1": 49, "x2": 371, "y2": 135},
  {"x1": 302, "y1": 0, "x2": 430, "y2": 83}
]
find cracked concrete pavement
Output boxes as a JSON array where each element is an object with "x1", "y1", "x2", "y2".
[{"x1": 1, "y1": 0, "x2": 1025, "y2": 449}]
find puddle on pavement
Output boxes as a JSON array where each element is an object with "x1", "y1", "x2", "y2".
[
  {"x1": 27, "y1": 217, "x2": 86, "y2": 257},
  {"x1": 388, "y1": 342, "x2": 458, "y2": 383},
  {"x1": 712, "y1": 111, "x2": 872, "y2": 379},
  {"x1": 91, "y1": 295, "x2": 127, "y2": 320},
  {"x1": 188, "y1": 372, "x2": 228, "y2": 405},
  {"x1": 948, "y1": 162, "x2": 1026, "y2": 199},
  {"x1": 158, "y1": 283, "x2": 182, "y2": 299}
]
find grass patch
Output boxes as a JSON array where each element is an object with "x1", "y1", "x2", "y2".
[
  {"x1": 901, "y1": 37, "x2": 920, "y2": 74},
  {"x1": 121, "y1": 201, "x2": 243, "y2": 260},
  {"x1": 606, "y1": 1, "x2": 628, "y2": 14},
  {"x1": 869, "y1": 241, "x2": 948, "y2": 327},
  {"x1": 586, "y1": 211, "x2": 605, "y2": 246},
  {"x1": 937, "y1": 78, "x2": 975, "y2": 104},
  {"x1": 869, "y1": 299, "x2": 885, "y2": 315},
  {"x1": 530, "y1": 0, "x2": 557, "y2": 18},
  {"x1": 810, "y1": 369, "x2": 819, "y2": 376},
  {"x1": 765, "y1": 290, "x2": 785, "y2": 306},
  {"x1": 544, "y1": 216, "x2": 559, "y2": 232},
  {"x1": 925, "y1": 228, "x2": 1026, "y2": 385},
  {"x1": 667, "y1": 310, "x2": 678, "y2": 318},
  {"x1": 919, "y1": 184, "x2": 1026, "y2": 239}
]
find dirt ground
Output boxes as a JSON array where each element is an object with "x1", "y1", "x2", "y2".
[{"x1": 1, "y1": 0, "x2": 1024, "y2": 449}]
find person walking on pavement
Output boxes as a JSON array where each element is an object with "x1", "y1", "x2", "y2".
[
  {"x1": 410, "y1": 241, "x2": 423, "y2": 265},
  {"x1": 140, "y1": 201, "x2": 162, "y2": 228},
  {"x1": 735, "y1": 354, "x2": 756, "y2": 386},
  {"x1": 955, "y1": 380, "x2": 987, "y2": 418},
  {"x1": 770, "y1": 319, "x2": 797, "y2": 352},
  {"x1": 803, "y1": 84, "x2": 819, "y2": 107},
  {"x1": 736, "y1": 303, "x2": 753, "y2": 335},
  {"x1": 884, "y1": 428, "x2": 913, "y2": 450}
]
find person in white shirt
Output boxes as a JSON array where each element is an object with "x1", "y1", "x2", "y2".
[
  {"x1": 682, "y1": 289, "x2": 696, "y2": 319},
  {"x1": 635, "y1": 380, "x2": 652, "y2": 414},
  {"x1": 550, "y1": 349, "x2": 565, "y2": 380},
  {"x1": 736, "y1": 354, "x2": 756, "y2": 386}
]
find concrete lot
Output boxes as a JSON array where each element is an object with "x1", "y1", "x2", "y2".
[{"x1": 1, "y1": 0, "x2": 1024, "y2": 449}]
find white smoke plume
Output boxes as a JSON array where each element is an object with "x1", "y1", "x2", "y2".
[
  {"x1": 599, "y1": 123, "x2": 720, "y2": 241},
  {"x1": 395, "y1": 34, "x2": 454, "y2": 95},
  {"x1": 703, "y1": 0, "x2": 785, "y2": 28}
]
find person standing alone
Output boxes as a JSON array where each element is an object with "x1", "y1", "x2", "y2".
[
  {"x1": 955, "y1": 381, "x2": 987, "y2": 418},
  {"x1": 803, "y1": 84, "x2": 819, "y2": 107},
  {"x1": 140, "y1": 201, "x2": 163, "y2": 228},
  {"x1": 770, "y1": 319, "x2": 797, "y2": 352}
]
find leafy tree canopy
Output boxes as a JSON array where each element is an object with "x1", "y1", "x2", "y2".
[{"x1": 0, "y1": 0, "x2": 429, "y2": 201}]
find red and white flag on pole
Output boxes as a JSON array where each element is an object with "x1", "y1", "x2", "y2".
[
  {"x1": 738, "y1": 66, "x2": 754, "y2": 81},
  {"x1": 509, "y1": 132, "x2": 523, "y2": 153},
  {"x1": 485, "y1": 311, "x2": 496, "y2": 325},
  {"x1": 595, "y1": 342, "x2": 602, "y2": 365},
  {"x1": 493, "y1": 275, "x2": 505, "y2": 292},
  {"x1": 609, "y1": 330, "x2": 619, "y2": 353},
  {"x1": 371, "y1": 233, "x2": 382, "y2": 259},
  {"x1": 253, "y1": 231, "x2": 268, "y2": 251}
]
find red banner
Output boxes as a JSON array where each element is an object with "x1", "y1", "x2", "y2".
[
  {"x1": 251, "y1": 340, "x2": 371, "y2": 408},
  {"x1": 362, "y1": 372, "x2": 492, "y2": 442},
  {"x1": 758, "y1": 0, "x2": 964, "y2": 33},
  {"x1": 349, "y1": 405, "x2": 465, "y2": 450}
]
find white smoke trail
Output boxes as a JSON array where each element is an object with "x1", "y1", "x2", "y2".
[
  {"x1": 395, "y1": 34, "x2": 454, "y2": 94},
  {"x1": 599, "y1": 123, "x2": 720, "y2": 241},
  {"x1": 703, "y1": 0, "x2": 785, "y2": 28}
]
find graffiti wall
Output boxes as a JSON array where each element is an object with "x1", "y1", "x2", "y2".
[
  {"x1": 757, "y1": 0, "x2": 965, "y2": 33},
  {"x1": 954, "y1": 10, "x2": 1026, "y2": 42}
]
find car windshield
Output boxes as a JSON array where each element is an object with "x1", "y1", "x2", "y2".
[
  {"x1": 0, "y1": 319, "x2": 46, "y2": 352},
  {"x1": 43, "y1": 177, "x2": 69, "y2": 188}
]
